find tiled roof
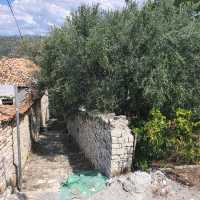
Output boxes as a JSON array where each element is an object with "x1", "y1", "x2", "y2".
[
  {"x1": 0, "y1": 58, "x2": 40, "y2": 87},
  {"x1": 0, "y1": 94, "x2": 33, "y2": 122}
]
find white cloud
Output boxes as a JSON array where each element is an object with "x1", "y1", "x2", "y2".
[
  {"x1": 0, "y1": 0, "x2": 71, "y2": 35},
  {"x1": 0, "y1": 0, "x2": 143, "y2": 36}
]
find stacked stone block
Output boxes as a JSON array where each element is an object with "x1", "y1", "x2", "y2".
[
  {"x1": 109, "y1": 116, "x2": 134, "y2": 175},
  {"x1": 67, "y1": 112, "x2": 134, "y2": 177}
]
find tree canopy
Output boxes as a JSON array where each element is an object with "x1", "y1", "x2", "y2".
[{"x1": 38, "y1": 0, "x2": 200, "y2": 119}]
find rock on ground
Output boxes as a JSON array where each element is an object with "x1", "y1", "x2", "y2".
[
  {"x1": 6, "y1": 170, "x2": 200, "y2": 200},
  {"x1": 90, "y1": 171, "x2": 200, "y2": 200}
]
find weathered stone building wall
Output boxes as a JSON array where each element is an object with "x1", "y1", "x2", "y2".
[
  {"x1": 0, "y1": 123, "x2": 16, "y2": 193},
  {"x1": 12, "y1": 115, "x2": 31, "y2": 168},
  {"x1": 67, "y1": 112, "x2": 134, "y2": 177},
  {"x1": 0, "y1": 104, "x2": 40, "y2": 194}
]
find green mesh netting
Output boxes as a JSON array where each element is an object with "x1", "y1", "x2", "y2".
[{"x1": 59, "y1": 171, "x2": 108, "y2": 200}]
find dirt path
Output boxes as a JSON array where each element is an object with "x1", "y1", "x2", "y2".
[{"x1": 7, "y1": 126, "x2": 92, "y2": 200}]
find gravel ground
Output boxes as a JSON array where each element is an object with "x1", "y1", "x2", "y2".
[
  {"x1": 90, "y1": 171, "x2": 200, "y2": 200},
  {"x1": 5, "y1": 170, "x2": 200, "y2": 200}
]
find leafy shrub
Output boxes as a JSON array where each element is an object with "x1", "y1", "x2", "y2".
[
  {"x1": 168, "y1": 109, "x2": 199, "y2": 163},
  {"x1": 134, "y1": 108, "x2": 200, "y2": 169},
  {"x1": 194, "y1": 121, "x2": 200, "y2": 130},
  {"x1": 144, "y1": 109, "x2": 168, "y2": 151}
]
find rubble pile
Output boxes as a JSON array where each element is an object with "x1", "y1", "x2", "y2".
[{"x1": 91, "y1": 171, "x2": 200, "y2": 200}]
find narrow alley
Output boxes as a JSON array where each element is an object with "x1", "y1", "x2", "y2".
[{"x1": 8, "y1": 122, "x2": 92, "y2": 200}]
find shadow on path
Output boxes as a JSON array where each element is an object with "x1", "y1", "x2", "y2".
[{"x1": 22, "y1": 121, "x2": 93, "y2": 193}]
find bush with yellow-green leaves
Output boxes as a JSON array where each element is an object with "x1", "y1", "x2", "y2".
[{"x1": 134, "y1": 108, "x2": 200, "y2": 170}]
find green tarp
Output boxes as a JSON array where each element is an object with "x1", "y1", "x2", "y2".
[{"x1": 60, "y1": 171, "x2": 108, "y2": 200}]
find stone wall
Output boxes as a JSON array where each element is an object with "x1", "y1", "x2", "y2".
[
  {"x1": 0, "y1": 103, "x2": 40, "y2": 194},
  {"x1": 67, "y1": 112, "x2": 134, "y2": 177},
  {"x1": 12, "y1": 115, "x2": 31, "y2": 168},
  {"x1": 29, "y1": 100, "x2": 41, "y2": 142},
  {"x1": 40, "y1": 90, "x2": 49, "y2": 128},
  {"x1": 0, "y1": 123, "x2": 16, "y2": 193}
]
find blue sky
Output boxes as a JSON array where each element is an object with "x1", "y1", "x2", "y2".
[
  {"x1": 0, "y1": 0, "x2": 14, "y2": 5},
  {"x1": 0, "y1": 0, "x2": 145, "y2": 36}
]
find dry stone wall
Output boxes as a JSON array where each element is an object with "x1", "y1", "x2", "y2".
[
  {"x1": 67, "y1": 112, "x2": 134, "y2": 177},
  {"x1": 0, "y1": 103, "x2": 40, "y2": 194},
  {"x1": 29, "y1": 100, "x2": 41, "y2": 142},
  {"x1": 0, "y1": 124, "x2": 16, "y2": 193},
  {"x1": 40, "y1": 90, "x2": 49, "y2": 128}
]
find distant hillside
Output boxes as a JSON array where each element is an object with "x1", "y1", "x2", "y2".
[
  {"x1": 0, "y1": 36, "x2": 44, "y2": 63},
  {"x1": 0, "y1": 36, "x2": 20, "y2": 58}
]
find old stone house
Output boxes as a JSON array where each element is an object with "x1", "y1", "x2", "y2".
[{"x1": 0, "y1": 58, "x2": 49, "y2": 194}]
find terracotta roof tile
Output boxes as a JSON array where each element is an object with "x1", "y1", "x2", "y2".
[{"x1": 0, "y1": 58, "x2": 40, "y2": 86}]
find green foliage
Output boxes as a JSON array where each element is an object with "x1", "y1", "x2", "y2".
[
  {"x1": 0, "y1": 36, "x2": 43, "y2": 60},
  {"x1": 168, "y1": 108, "x2": 200, "y2": 163},
  {"x1": 194, "y1": 121, "x2": 200, "y2": 130},
  {"x1": 174, "y1": 0, "x2": 200, "y2": 11},
  {"x1": 13, "y1": 37, "x2": 44, "y2": 65},
  {"x1": 134, "y1": 109, "x2": 168, "y2": 166},
  {"x1": 137, "y1": 160, "x2": 149, "y2": 171},
  {"x1": 134, "y1": 108, "x2": 200, "y2": 169},
  {"x1": 173, "y1": 108, "x2": 193, "y2": 138},
  {"x1": 39, "y1": 1, "x2": 200, "y2": 119},
  {"x1": 0, "y1": 36, "x2": 20, "y2": 58},
  {"x1": 144, "y1": 109, "x2": 168, "y2": 146}
]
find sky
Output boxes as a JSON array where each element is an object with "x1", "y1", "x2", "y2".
[{"x1": 0, "y1": 0, "x2": 144, "y2": 36}]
